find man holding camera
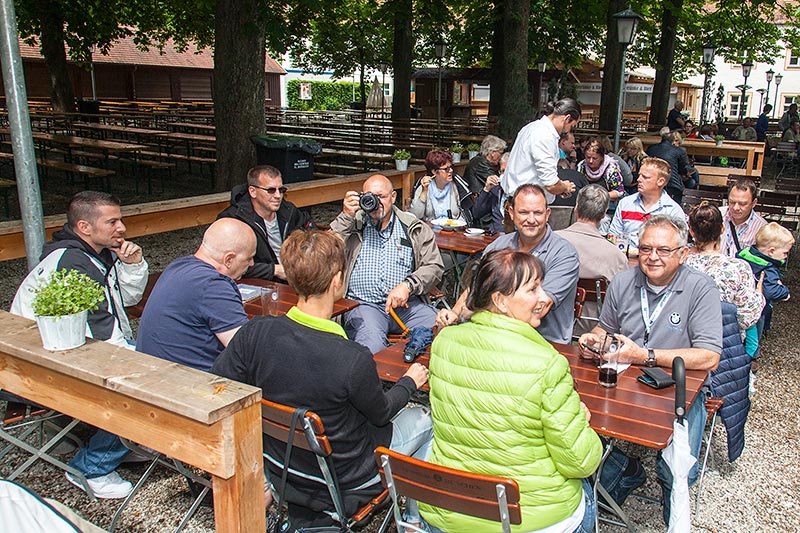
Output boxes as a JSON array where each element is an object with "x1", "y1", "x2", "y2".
[{"x1": 331, "y1": 174, "x2": 444, "y2": 353}]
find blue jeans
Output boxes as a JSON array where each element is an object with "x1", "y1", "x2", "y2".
[
  {"x1": 390, "y1": 406, "x2": 434, "y2": 524},
  {"x1": 344, "y1": 297, "x2": 437, "y2": 354},
  {"x1": 599, "y1": 393, "x2": 705, "y2": 516},
  {"x1": 421, "y1": 479, "x2": 596, "y2": 533},
  {"x1": 68, "y1": 429, "x2": 130, "y2": 479}
]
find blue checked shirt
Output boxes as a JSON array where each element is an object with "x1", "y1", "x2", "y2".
[{"x1": 347, "y1": 214, "x2": 414, "y2": 304}]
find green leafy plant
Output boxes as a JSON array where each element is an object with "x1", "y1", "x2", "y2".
[
  {"x1": 714, "y1": 135, "x2": 725, "y2": 141},
  {"x1": 450, "y1": 142, "x2": 464, "y2": 153},
  {"x1": 32, "y1": 269, "x2": 105, "y2": 317},
  {"x1": 393, "y1": 149, "x2": 411, "y2": 160},
  {"x1": 466, "y1": 143, "x2": 481, "y2": 152},
  {"x1": 286, "y1": 79, "x2": 359, "y2": 111}
]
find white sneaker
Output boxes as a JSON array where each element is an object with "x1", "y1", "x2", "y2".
[{"x1": 65, "y1": 471, "x2": 133, "y2": 499}]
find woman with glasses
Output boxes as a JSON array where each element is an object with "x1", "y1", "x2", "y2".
[{"x1": 409, "y1": 150, "x2": 473, "y2": 225}]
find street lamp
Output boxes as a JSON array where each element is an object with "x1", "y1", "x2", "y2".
[
  {"x1": 765, "y1": 68, "x2": 774, "y2": 117},
  {"x1": 612, "y1": 6, "x2": 643, "y2": 151},
  {"x1": 773, "y1": 73, "x2": 783, "y2": 118},
  {"x1": 536, "y1": 59, "x2": 547, "y2": 108},
  {"x1": 379, "y1": 61, "x2": 391, "y2": 120},
  {"x1": 739, "y1": 59, "x2": 753, "y2": 120},
  {"x1": 757, "y1": 88, "x2": 767, "y2": 113},
  {"x1": 434, "y1": 40, "x2": 446, "y2": 134},
  {"x1": 699, "y1": 42, "x2": 716, "y2": 125}
]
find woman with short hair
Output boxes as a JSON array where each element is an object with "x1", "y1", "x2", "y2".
[
  {"x1": 410, "y1": 150, "x2": 473, "y2": 224},
  {"x1": 420, "y1": 249, "x2": 602, "y2": 533}
]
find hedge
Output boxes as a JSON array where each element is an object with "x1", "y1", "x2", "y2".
[{"x1": 287, "y1": 79, "x2": 360, "y2": 111}]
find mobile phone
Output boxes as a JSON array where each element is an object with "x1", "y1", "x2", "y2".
[{"x1": 580, "y1": 342, "x2": 602, "y2": 356}]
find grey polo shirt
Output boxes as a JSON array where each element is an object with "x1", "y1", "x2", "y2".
[
  {"x1": 599, "y1": 265, "x2": 722, "y2": 353},
  {"x1": 484, "y1": 226, "x2": 580, "y2": 343}
]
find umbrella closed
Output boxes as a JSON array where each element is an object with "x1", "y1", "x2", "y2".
[
  {"x1": 366, "y1": 76, "x2": 384, "y2": 109},
  {"x1": 664, "y1": 357, "x2": 696, "y2": 532}
]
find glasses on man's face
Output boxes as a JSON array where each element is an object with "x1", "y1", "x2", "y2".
[
  {"x1": 639, "y1": 245, "x2": 683, "y2": 258},
  {"x1": 252, "y1": 185, "x2": 287, "y2": 195},
  {"x1": 437, "y1": 166, "x2": 454, "y2": 173}
]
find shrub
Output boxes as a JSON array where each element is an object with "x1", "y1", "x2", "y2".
[
  {"x1": 32, "y1": 269, "x2": 105, "y2": 317},
  {"x1": 393, "y1": 149, "x2": 411, "y2": 160},
  {"x1": 287, "y1": 79, "x2": 359, "y2": 111}
]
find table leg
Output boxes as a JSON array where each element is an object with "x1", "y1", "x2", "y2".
[{"x1": 211, "y1": 402, "x2": 265, "y2": 533}]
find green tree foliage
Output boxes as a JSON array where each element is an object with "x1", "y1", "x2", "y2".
[{"x1": 286, "y1": 80, "x2": 359, "y2": 111}]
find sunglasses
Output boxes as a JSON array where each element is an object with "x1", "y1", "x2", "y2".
[{"x1": 252, "y1": 185, "x2": 287, "y2": 195}]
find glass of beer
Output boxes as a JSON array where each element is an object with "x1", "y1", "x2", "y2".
[{"x1": 598, "y1": 334, "x2": 620, "y2": 388}]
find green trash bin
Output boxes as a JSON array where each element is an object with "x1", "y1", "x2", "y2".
[{"x1": 251, "y1": 135, "x2": 322, "y2": 184}]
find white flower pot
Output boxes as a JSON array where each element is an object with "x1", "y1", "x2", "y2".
[
  {"x1": 468, "y1": 150, "x2": 479, "y2": 159},
  {"x1": 395, "y1": 159, "x2": 409, "y2": 171},
  {"x1": 715, "y1": 140, "x2": 723, "y2": 146},
  {"x1": 452, "y1": 153, "x2": 462, "y2": 163},
  {"x1": 35, "y1": 310, "x2": 88, "y2": 351}
]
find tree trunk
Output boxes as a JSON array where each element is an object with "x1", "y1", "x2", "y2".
[
  {"x1": 37, "y1": 1, "x2": 75, "y2": 112},
  {"x1": 213, "y1": 0, "x2": 266, "y2": 192},
  {"x1": 391, "y1": 0, "x2": 412, "y2": 121},
  {"x1": 497, "y1": 0, "x2": 530, "y2": 140},
  {"x1": 598, "y1": 0, "x2": 626, "y2": 133},
  {"x1": 488, "y1": 2, "x2": 504, "y2": 120},
  {"x1": 649, "y1": 0, "x2": 683, "y2": 128}
]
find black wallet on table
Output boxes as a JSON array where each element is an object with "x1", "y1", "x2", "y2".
[{"x1": 637, "y1": 367, "x2": 675, "y2": 389}]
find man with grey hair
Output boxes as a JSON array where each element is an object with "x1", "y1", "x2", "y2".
[
  {"x1": 556, "y1": 185, "x2": 628, "y2": 335},
  {"x1": 464, "y1": 134, "x2": 507, "y2": 193},
  {"x1": 579, "y1": 214, "x2": 721, "y2": 519},
  {"x1": 666, "y1": 100, "x2": 685, "y2": 131}
]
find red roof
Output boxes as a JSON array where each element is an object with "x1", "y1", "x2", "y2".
[{"x1": 19, "y1": 35, "x2": 285, "y2": 74}]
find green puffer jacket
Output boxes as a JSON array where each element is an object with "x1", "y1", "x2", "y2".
[{"x1": 420, "y1": 311, "x2": 603, "y2": 532}]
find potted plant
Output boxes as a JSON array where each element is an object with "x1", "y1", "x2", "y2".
[
  {"x1": 450, "y1": 142, "x2": 464, "y2": 163},
  {"x1": 393, "y1": 149, "x2": 411, "y2": 171},
  {"x1": 714, "y1": 135, "x2": 725, "y2": 147},
  {"x1": 32, "y1": 269, "x2": 105, "y2": 351},
  {"x1": 467, "y1": 143, "x2": 481, "y2": 159}
]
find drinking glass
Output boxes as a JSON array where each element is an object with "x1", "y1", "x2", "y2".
[
  {"x1": 260, "y1": 287, "x2": 275, "y2": 316},
  {"x1": 598, "y1": 334, "x2": 620, "y2": 388}
]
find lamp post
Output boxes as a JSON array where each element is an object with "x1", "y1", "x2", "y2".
[
  {"x1": 89, "y1": 44, "x2": 97, "y2": 100},
  {"x1": 536, "y1": 58, "x2": 546, "y2": 108},
  {"x1": 757, "y1": 88, "x2": 766, "y2": 113},
  {"x1": 773, "y1": 73, "x2": 783, "y2": 117},
  {"x1": 434, "y1": 40, "x2": 446, "y2": 134},
  {"x1": 379, "y1": 61, "x2": 390, "y2": 120},
  {"x1": 739, "y1": 59, "x2": 753, "y2": 121},
  {"x1": 612, "y1": 7, "x2": 642, "y2": 152},
  {"x1": 699, "y1": 42, "x2": 716, "y2": 125},
  {"x1": 764, "y1": 68, "x2": 774, "y2": 116}
]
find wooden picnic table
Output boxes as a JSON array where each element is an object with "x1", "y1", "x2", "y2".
[
  {"x1": 433, "y1": 228, "x2": 499, "y2": 255},
  {"x1": 373, "y1": 339, "x2": 706, "y2": 448},
  {"x1": 0, "y1": 310, "x2": 265, "y2": 532},
  {"x1": 126, "y1": 274, "x2": 358, "y2": 319},
  {"x1": 71, "y1": 122, "x2": 169, "y2": 141}
]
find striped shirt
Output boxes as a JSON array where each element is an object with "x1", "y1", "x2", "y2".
[
  {"x1": 720, "y1": 206, "x2": 767, "y2": 258},
  {"x1": 608, "y1": 191, "x2": 685, "y2": 248}
]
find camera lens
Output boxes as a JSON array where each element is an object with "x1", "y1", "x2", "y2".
[{"x1": 359, "y1": 192, "x2": 380, "y2": 213}]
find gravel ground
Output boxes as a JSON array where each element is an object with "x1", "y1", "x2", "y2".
[{"x1": 1, "y1": 192, "x2": 799, "y2": 532}]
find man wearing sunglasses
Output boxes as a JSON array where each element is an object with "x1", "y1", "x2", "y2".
[
  {"x1": 578, "y1": 214, "x2": 721, "y2": 522},
  {"x1": 217, "y1": 165, "x2": 315, "y2": 281}
]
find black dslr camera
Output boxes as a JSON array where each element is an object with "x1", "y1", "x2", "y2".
[{"x1": 358, "y1": 192, "x2": 381, "y2": 213}]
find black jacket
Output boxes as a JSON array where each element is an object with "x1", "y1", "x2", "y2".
[
  {"x1": 646, "y1": 140, "x2": 689, "y2": 194},
  {"x1": 217, "y1": 184, "x2": 314, "y2": 280},
  {"x1": 463, "y1": 153, "x2": 499, "y2": 193}
]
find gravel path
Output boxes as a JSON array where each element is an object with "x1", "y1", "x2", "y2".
[{"x1": 1, "y1": 202, "x2": 798, "y2": 532}]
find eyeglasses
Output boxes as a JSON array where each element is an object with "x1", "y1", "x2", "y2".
[
  {"x1": 638, "y1": 245, "x2": 683, "y2": 258},
  {"x1": 436, "y1": 166, "x2": 454, "y2": 172},
  {"x1": 251, "y1": 185, "x2": 287, "y2": 195}
]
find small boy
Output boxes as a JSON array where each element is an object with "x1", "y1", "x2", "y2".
[{"x1": 737, "y1": 222, "x2": 794, "y2": 349}]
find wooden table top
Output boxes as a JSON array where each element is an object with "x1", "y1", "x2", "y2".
[
  {"x1": 433, "y1": 228, "x2": 500, "y2": 254},
  {"x1": 73, "y1": 122, "x2": 169, "y2": 136},
  {"x1": 126, "y1": 274, "x2": 358, "y2": 319},
  {"x1": 373, "y1": 339, "x2": 707, "y2": 450}
]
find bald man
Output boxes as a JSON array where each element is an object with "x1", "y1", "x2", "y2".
[
  {"x1": 331, "y1": 175, "x2": 444, "y2": 353},
  {"x1": 136, "y1": 218, "x2": 256, "y2": 371}
]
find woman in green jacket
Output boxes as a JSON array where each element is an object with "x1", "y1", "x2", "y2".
[{"x1": 419, "y1": 249, "x2": 603, "y2": 533}]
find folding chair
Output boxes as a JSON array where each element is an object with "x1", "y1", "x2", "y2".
[
  {"x1": 573, "y1": 286, "x2": 586, "y2": 322},
  {"x1": 374, "y1": 446, "x2": 522, "y2": 533},
  {"x1": 260, "y1": 399, "x2": 389, "y2": 532},
  {"x1": 0, "y1": 399, "x2": 94, "y2": 500},
  {"x1": 573, "y1": 278, "x2": 608, "y2": 340},
  {"x1": 694, "y1": 397, "x2": 724, "y2": 516},
  {"x1": 108, "y1": 439, "x2": 212, "y2": 533}
]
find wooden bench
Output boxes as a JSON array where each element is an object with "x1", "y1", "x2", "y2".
[
  {"x1": 0, "y1": 310, "x2": 264, "y2": 532},
  {"x1": 36, "y1": 158, "x2": 115, "y2": 190},
  {"x1": 696, "y1": 165, "x2": 760, "y2": 186}
]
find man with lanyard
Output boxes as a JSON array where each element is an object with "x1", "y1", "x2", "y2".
[
  {"x1": 607, "y1": 157, "x2": 684, "y2": 249},
  {"x1": 720, "y1": 177, "x2": 768, "y2": 258},
  {"x1": 437, "y1": 184, "x2": 580, "y2": 345},
  {"x1": 331, "y1": 174, "x2": 444, "y2": 354},
  {"x1": 579, "y1": 214, "x2": 721, "y2": 522},
  {"x1": 502, "y1": 98, "x2": 580, "y2": 203}
]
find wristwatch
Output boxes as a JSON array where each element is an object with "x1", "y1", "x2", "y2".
[
  {"x1": 645, "y1": 349, "x2": 657, "y2": 367},
  {"x1": 404, "y1": 279, "x2": 414, "y2": 293}
]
